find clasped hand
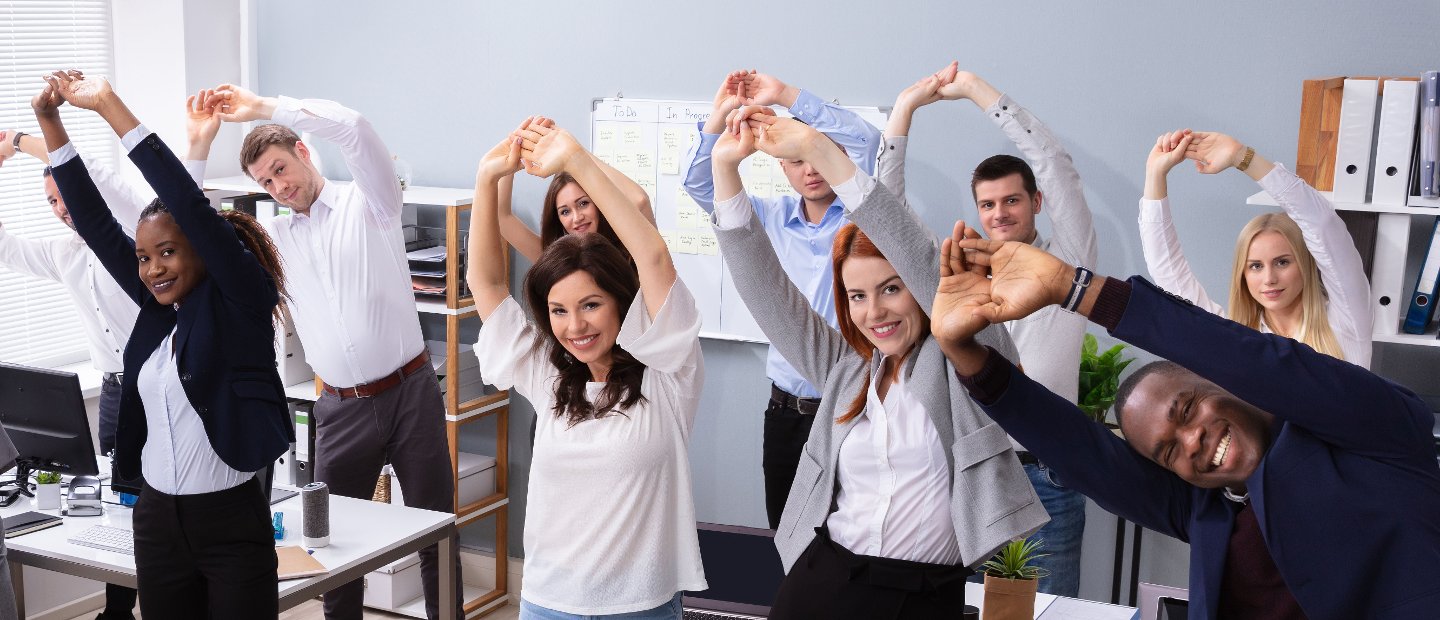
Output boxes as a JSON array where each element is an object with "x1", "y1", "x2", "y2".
[{"x1": 931, "y1": 222, "x2": 1076, "y2": 347}]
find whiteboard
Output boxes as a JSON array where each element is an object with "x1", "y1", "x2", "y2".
[{"x1": 590, "y1": 98, "x2": 887, "y2": 343}]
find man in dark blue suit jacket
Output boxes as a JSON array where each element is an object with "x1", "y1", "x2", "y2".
[{"x1": 930, "y1": 235, "x2": 1440, "y2": 619}]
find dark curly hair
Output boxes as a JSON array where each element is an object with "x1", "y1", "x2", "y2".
[{"x1": 138, "y1": 200, "x2": 289, "y2": 321}]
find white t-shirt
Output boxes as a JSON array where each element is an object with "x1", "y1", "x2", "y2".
[{"x1": 474, "y1": 280, "x2": 707, "y2": 615}]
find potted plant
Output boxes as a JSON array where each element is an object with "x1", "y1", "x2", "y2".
[
  {"x1": 981, "y1": 537, "x2": 1048, "y2": 620},
  {"x1": 35, "y1": 471, "x2": 62, "y2": 510},
  {"x1": 1078, "y1": 333, "x2": 1135, "y2": 426}
]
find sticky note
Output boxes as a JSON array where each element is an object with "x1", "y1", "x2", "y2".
[
  {"x1": 622, "y1": 126, "x2": 643, "y2": 147},
  {"x1": 773, "y1": 180, "x2": 798, "y2": 199},
  {"x1": 660, "y1": 230, "x2": 678, "y2": 253},
  {"x1": 634, "y1": 151, "x2": 654, "y2": 172},
  {"x1": 678, "y1": 231, "x2": 700, "y2": 254},
  {"x1": 676, "y1": 190, "x2": 701, "y2": 212},
  {"x1": 750, "y1": 178, "x2": 773, "y2": 199},
  {"x1": 677, "y1": 206, "x2": 698, "y2": 229},
  {"x1": 636, "y1": 177, "x2": 657, "y2": 201},
  {"x1": 595, "y1": 122, "x2": 619, "y2": 155},
  {"x1": 751, "y1": 153, "x2": 776, "y2": 175},
  {"x1": 659, "y1": 153, "x2": 680, "y2": 175},
  {"x1": 697, "y1": 231, "x2": 719, "y2": 256},
  {"x1": 612, "y1": 151, "x2": 636, "y2": 169}
]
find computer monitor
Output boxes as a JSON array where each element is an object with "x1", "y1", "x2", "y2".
[
  {"x1": 0, "y1": 362, "x2": 99, "y2": 495},
  {"x1": 683, "y1": 522, "x2": 784, "y2": 618}
]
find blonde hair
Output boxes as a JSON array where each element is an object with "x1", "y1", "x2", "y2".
[{"x1": 1227, "y1": 212, "x2": 1344, "y2": 360}]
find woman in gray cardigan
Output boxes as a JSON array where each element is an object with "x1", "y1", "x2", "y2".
[{"x1": 708, "y1": 109, "x2": 1048, "y2": 618}]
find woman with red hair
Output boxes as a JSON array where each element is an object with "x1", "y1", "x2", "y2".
[{"x1": 707, "y1": 112, "x2": 1047, "y2": 618}]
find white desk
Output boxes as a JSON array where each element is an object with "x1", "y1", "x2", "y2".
[
  {"x1": 2, "y1": 488, "x2": 458, "y2": 619},
  {"x1": 962, "y1": 582, "x2": 1136, "y2": 619}
]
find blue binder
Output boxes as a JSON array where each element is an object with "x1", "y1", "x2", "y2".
[{"x1": 1403, "y1": 218, "x2": 1440, "y2": 334}]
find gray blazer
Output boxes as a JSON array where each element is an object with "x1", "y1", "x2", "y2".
[{"x1": 715, "y1": 181, "x2": 1048, "y2": 571}]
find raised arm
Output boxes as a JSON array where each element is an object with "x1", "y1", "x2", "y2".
[
  {"x1": 746, "y1": 72, "x2": 881, "y2": 173},
  {"x1": 466, "y1": 121, "x2": 529, "y2": 321},
  {"x1": 946, "y1": 237, "x2": 1433, "y2": 460},
  {"x1": 2, "y1": 129, "x2": 155, "y2": 236},
  {"x1": 32, "y1": 76, "x2": 147, "y2": 304},
  {"x1": 877, "y1": 63, "x2": 955, "y2": 202},
  {"x1": 1137, "y1": 129, "x2": 1225, "y2": 315},
  {"x1": 1188, "y1": 131, "x2": 1374, "y2": 364},
  {"x1": 215, "y1": 84, "x2": 403, "y2": 226},
  {"x1": 711, "y1": 124, "x2": 848, "y2": 387},
  {"x1": 52, "y1": 72, "x2": 276, "y2": 309},
  {"x1": 681, "y1": 70, "x2": 758, "y2": 211},
  {"x1": 518, "y1": 121, "x2": 675, "y2": 319},
  {"x1": 960, "y1": 73, "x2": 1098, "y2": 268},
  {"x1": 494, "y1": 173, "x2": 543, "y2": 263}
]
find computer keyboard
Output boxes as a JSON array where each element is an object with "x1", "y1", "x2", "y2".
[{"x1": 68, "y1": 525, "x2": 134, "y2": 555}]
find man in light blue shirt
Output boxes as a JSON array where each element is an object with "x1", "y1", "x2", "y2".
[{"x1": 682, "y1": 70, "x2": 879, "y2": 528}]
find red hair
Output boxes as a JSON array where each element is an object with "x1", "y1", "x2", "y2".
[{"x1": 830, "y1": 224, "x2": 883, "y2": 425}]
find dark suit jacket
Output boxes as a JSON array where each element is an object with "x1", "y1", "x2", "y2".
[
  {"x1": 52, "y1": 132, "x2": 293, "y2": 481},
  {"x1": 980, "y1": 277, "x2": 1440, "y2": 619}
]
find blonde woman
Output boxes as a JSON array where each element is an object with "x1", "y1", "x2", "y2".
[{"x1": 1140, "y1": 129, "x2": 1372, "y2": 367}]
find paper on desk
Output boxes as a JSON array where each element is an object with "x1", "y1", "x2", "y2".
[{"x1": 406, "y1": 246, "x2": 447, "y2": 262}]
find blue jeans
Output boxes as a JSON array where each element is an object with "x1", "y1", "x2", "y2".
[
  {"x1": 520, "y1": 592, "x2": 683, "y2": 620},
  {"x1": 1025, "y1": 462, "x2": 1086, "y2": 597}
]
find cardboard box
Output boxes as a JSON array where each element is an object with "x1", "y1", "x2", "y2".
[
  {"x1": 390, "y1": 452, "x2": 496, "y2": 508},
  {"x1": 362, "y1": 552, "x2": 422, "y2": 610}
]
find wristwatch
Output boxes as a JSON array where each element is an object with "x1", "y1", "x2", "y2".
[
  {"x1": 11, "y1": 131, "x2": 24, "y2": 149},
  {"x1": 1236, "y1": 146, "x2": 1255, "y2": 172}
]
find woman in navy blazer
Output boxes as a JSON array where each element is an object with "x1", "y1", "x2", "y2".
[{"x1": 35, "y1": 71, "x2": 293, "y2": 620}]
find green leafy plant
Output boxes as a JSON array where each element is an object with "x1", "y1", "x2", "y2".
[
  {"x1": 982, "y1": 537, "x2": 1050, "y2": 580},
  {"x1": 35, "y1": 471, "x2": 61, "y2": 485},
  {"x1": 1078, "y1": 333, "x2": 1135, "y2": 424}
]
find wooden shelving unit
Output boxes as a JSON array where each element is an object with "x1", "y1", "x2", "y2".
[{"x1": 205, "y1": 177, "x2": 511, "y2": 618}]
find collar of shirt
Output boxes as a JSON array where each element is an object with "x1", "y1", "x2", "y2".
[
  {"x1": 783, "y1": 195, "x2": 846, "y2": 229},
  {"x1": 296, "y1": 179, "x2": 339, "y2": 222}
]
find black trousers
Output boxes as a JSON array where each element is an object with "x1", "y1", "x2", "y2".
[
  {"x1": 133, "y1": 477, "x2": 277, "y2": 620},
  {"x1": 313, "y1": 363, "x2": 461, "y2": 620},
  {"x1": 762, "y1": 387, "x2": 817, "y2": 529},
  {"x1": 98, "y1": 373, "x2": 137, "y2": 619},
  {"x1": 770, "y1": 528, "x2": 971, "y2": 620}
]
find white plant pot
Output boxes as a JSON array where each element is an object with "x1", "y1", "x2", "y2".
[{"x1": 35, "y1": 483, "x2": 61, "y2": 511}]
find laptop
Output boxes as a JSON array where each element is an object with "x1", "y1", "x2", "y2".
[{"x1": 683, "y1": 522, "x2": 784, "y2": 620}]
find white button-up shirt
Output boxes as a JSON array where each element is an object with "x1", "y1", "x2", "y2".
[
  {"x1": 251, "y1": 97, "x2": 423, "y2": 387},
  {"x1": 0, "y1": 150, "x2": 157, "y2": 372},
  {"x1": 826, "y1": 356, "x2": 960, "y2": 566},
  {"x1": 138, "y1": 327, "x2": 253, "y2": 495}
]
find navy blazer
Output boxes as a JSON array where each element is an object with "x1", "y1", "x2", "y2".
[
  {"x1": 981, "y1": 277, "x2": 1440, "y2": 619},
  {"x1": 52, "y1": 132, "x2": 293, "y2": 481}
]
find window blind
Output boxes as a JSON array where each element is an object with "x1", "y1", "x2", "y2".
[{"x1": 0, "y1": 0, "x2": 116, "y2": 367}]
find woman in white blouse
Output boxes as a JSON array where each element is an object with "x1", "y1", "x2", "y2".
[
  {"x1": 1141, "y1": 129, "x2": 1373, "y2": 367},
  {"x1": 466, "y1": 117, "x2": 705, "y2": 620},
  {"x1": 707, "y1": 112, "x2": 1046, "y2": 619}
]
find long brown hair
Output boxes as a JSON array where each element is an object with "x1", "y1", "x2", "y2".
[
  {"x1": 829, "y1": 224, "x2": 927, "y2": 425},
  {"x1": 138, "y1": 201, "x2": 289, "y2": 321},
  {"x1": 539, "y1": 173, "x2": 628, "y2": 257},
  {"x1": 1226, "y1": 212, "x2": 1343, "y2": 360},
  {"x1": 523, "y1": 233, "x2": 646, "y2": 425}
]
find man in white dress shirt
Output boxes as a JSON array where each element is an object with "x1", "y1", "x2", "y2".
[
  {"x1": 196, "y1": 86, "x2": 460, "y2": 620},
  {"x1": 0, "y1": 127, "x2": 161, "y2": 620}
]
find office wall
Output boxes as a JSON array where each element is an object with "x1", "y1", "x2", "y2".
[{"x1": 254, "y1": 0, "x2": 1440, "y2": 601}]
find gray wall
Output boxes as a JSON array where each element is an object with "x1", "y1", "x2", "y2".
[{"x1": 255, "y1": 0, "x2": 1440, "y2": 602}]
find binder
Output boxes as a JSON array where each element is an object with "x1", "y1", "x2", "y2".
[
  {"x1": 1371, "y1": 79, "x2": 1421, "y2": 207},
  {"x1": 1333, "y1": 79, "x2": 1382, "y2": 204},
  {"x1": 1422, "y1": 71, "x2": 1439, "y2": 198},
  {"x1": 1403, "y1": 219, "x2": 1440, "y2": 334},
  {"x1": 1371, "y1": 213, "x2": 1412, "y2": 335}
]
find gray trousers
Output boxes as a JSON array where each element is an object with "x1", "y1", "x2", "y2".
[{"x1": 313, "y1": 363, "x2": 461, "y2": 620}]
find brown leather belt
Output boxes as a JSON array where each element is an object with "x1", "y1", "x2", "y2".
[{"x1": 322, "y1": 351, "x2": 430, "y2": 399}]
